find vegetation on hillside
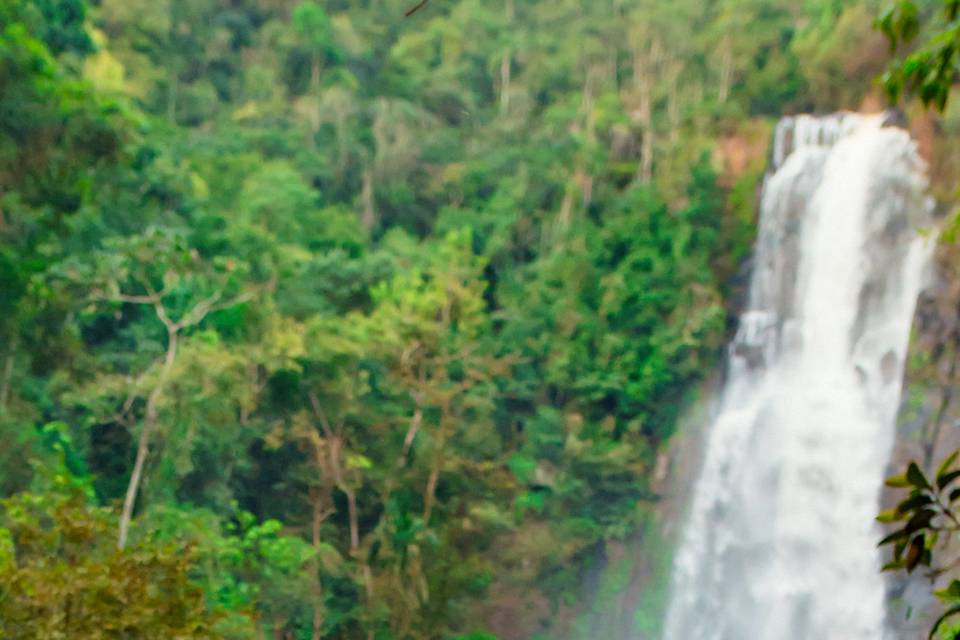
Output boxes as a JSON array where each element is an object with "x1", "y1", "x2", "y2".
[{"x1": 0, "y1": 0, "x2": 916, "y2": 637}]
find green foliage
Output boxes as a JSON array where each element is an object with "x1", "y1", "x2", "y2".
[
  {"x1": 0, "y1": 490, "x2": 213, "y2": 638},
  {"x1": 881, "y1": 454, "x2": 960, "y2": 639},
  {"x1": 0, "y1": 0, "x2": 898, "y2": 636},
  {"x1": 142, "y1": 504, "x2": 315, "y2": 638},
  {"x1": 795, "y1": 3, "x2": 889, "y2": 109},
  {"x1": 26, "y1": 0, "x2": 93, "y2": 55},
  {"x1": 878, "y1": 0, "x2": 960, "y2": 110}
]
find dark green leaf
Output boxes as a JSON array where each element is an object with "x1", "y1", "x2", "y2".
[
  {"x1": 897, "y1": 493, "x2": 934, "y2": 514},
  {"x1": 904, "y1": 507, "x2": 936, "y2": 535},
  {"x1": 936, "y1": 451, "x2": 959, "y2": 483},
  {"x1": 906, "y1": 534, "x2": 925, "y2": 572},
  {"x1": 879, "y1": 527, "x2": 911, "y2": 547},
  {"x1": 938, "y1": 470, "x2": 960, "y2": 491},
  {"x1": 907, "y1": 462, "x2": 932, "y2": 491}
]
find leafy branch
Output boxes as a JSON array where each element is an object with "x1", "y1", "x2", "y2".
[
  {"x1": 876, "y1": 0, "x2": 960, "y2": 111},
  {"x1": 880, "y1": 452, "x2": 960, "y2": 638}
]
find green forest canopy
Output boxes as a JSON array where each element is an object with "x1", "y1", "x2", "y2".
[{"x1": 0, "y1": 0, "x2": 930, "y2": 637}]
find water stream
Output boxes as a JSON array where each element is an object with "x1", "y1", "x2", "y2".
[{"x1": 663, "y1": 113, "x2": 934, "y2": 640}]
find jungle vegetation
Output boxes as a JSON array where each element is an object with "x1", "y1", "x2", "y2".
[{"x1": 0, "y1": 0, "x2": 936, "y2": 637}]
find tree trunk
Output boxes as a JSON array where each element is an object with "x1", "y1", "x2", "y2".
[
  {"x1": 166, "y1": 0, "x2": 180, "y2": 124},
  {"x1": 309, "y1": 57, "x2": 322, "y2": 147},
  {"x1": 556, "y1": 69, "x2": 597, "y2": 234},
  {"x1": 345, "y1": 487, "x2": 359, "y2": 553},
  {"x1": 499, "y1": 0, "x2": 514, "y2": 114},
  {"x1": 718, "y1": 35, "x2": 733, "y2": 104},
  {"x1": 328, "y1": 435, "x2": 360, "y2": 552},
  {"x1": 0, "y1": 335, "x2": 15, "y2": 410},
  {"x1": 556, "y1": 185, "x2": 575, "y2": 235},
  {"x1": 422, "y1": 410, "x2": 453, "y2": 524},
  {"x1": 581, "y1": 173, "x2": 594, "y2": 212},
  {"x1": 335, "y1": 100, "x2": 349, "y2": 177},
  {"x1": 308, "y1": 392, "x2": 361, "y2": 553},
  {"x1": 423, "y1": 465, "x2": 440, "y2": 525},
  {"x1": 633, "y1": 43, "x2": 657, "y2": 183},
  {"x1": 666, "y1": 59, "x2": 682, "y2": 146},
  {"x1": 118, "y1": 328, "x2": 179, "y2": 550},
  {"x1": 311, "y1": 489, "x2": 327, "y2": 640},
  {"x1": 398, "y1": 406, "x2": 423, "y2": 468},
  {"x1": 581, "y1": 68, "x2": 597, "y2": 211},
  {"x1": 167, "y1": 63, "x2": 179, "y2": 125},
  {"x1": 499, "y1": 54, "x2": 512, "y2": 114},
  {"x1": 361, "y1": 166, "x2": 376, "y2": 233}
]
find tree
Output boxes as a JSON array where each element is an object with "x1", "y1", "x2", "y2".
[
  {"x1": 878, "y1": 0, "x2": 960, "y2": 110},
  {"x1": 291, "y1": 2, "x2": 342, "y2": 146},
  {"x1": 51, "y1": 227, "x2": 252, "y2": 549},
  {"x1": 0, "y1": 490, "x2": 213, "y2": 638}
]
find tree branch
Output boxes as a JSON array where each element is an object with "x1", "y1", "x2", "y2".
[
  {"x1": 307, "y1": 390, "x2": 337, "y2": 441},
  {"x1": 307, "y1": 391, "x2": 360, "y2": 552},
  {"x1": 90, "y1": 290, "x2": 158, "y2": 306},
  {"x1": 405, "y1": 0, "x2": 429, "y2": 17},
  {"x1": 397, "y1": 405, "x2": 423, "y2": 468}
]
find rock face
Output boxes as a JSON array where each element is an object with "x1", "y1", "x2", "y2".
[
  {"x1": 885, "y1": 241, "x2": 960, "y2": 638},
  {"x1": 664, "y1": 113, "x2": 934, "y2": 640},
  {"x1": 880, "y1": 104, "x2": 960, "y2": 638}
]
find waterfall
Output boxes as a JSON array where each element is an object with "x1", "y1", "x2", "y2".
[{"x1": 662, "y1": 113, "x2": 934, "y2": 640}]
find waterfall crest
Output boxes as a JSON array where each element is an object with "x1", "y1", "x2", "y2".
[{"x1": 663, "y1": 113, "x2": 934, "y2": 640}]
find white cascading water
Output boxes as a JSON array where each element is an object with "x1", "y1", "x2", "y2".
[{"x1": 662, "y1": 113, "x2": 934, "y2": 640}]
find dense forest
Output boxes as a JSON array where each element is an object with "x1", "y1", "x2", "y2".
[{"x1": 0, "y1": 0, "x2": 949, "y2": 638}]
